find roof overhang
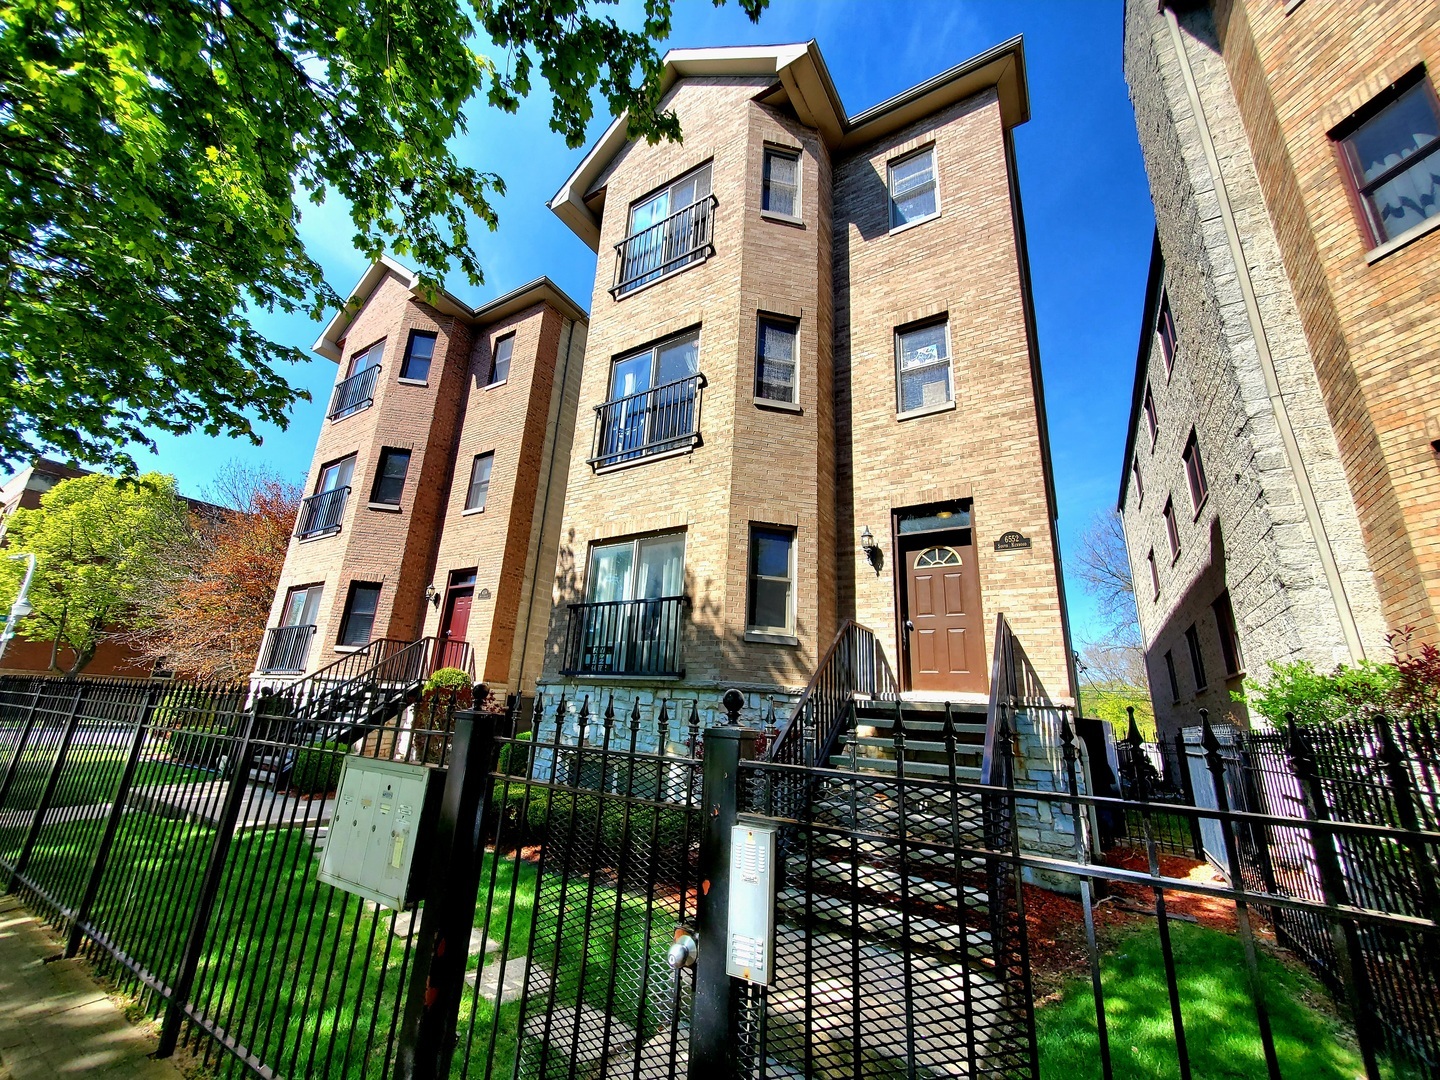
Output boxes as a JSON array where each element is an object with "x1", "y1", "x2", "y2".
[
  {"x1": 549, "y1": 36, "x2": 1029, "y2": 251},
  {"x1": 1118, "y1": 232, "x2": 1165, "y2": 512},
  {"x1": 312, "y1": 258, "x2": 588, "y2": 362}
]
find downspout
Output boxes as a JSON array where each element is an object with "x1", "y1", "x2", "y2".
[
  {"x1": 514, "y1": 316, "x2": 579, "y2": 693},
  {"x1": 1163, "y1": 7, "x2": 1366, "y2": 662}
]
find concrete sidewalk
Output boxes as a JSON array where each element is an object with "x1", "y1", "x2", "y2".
[{"x1": 0, "y1": 896, "x2": 185, "y2": 1079}]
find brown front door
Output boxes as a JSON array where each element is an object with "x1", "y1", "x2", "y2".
[
  {"x1": 440, "y1": 587, "x2": 473, "y2": 668},
  {"x1": 902, "y1": 533, "x2": 985, "y2": 694}
]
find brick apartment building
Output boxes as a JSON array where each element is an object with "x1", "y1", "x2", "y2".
[
  {"x1": 256, "y1": 259, "x2": 588, "y2": 690},
  {"x1": 1119, "y1": 0, "x2": 1438, "y2": 737},
  {"x1": 537, "y1": 38, "x2": 1075, "y2": 720}
]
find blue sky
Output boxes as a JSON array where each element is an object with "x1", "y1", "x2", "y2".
[{"x1": 124, "y1": 0, "x2": 1155, "y2": 647}]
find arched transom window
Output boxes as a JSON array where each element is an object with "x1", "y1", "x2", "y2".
[{"x1": 915, "y1": 546, "x2": 962, "y2": 568}]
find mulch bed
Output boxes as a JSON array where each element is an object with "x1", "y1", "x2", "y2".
[{"x1": 1024, "y1": 846, "x2": 1250, "y2": 994}]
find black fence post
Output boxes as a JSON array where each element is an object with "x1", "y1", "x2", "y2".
[
  {"x1": 7, "y1": 681, "x2": 87, "y2": 891},
  {"x1": 0, "y1": 683, "x2": 45, "y2": 814},
  {"x1": 156, "y1": 702, "x2": 261, "y2": 1059},
  {"x1": 1375, "y1": 713, "x2": 1440, "y2": 922},
  {"x1": 1061, "y1": 714, "x2": 1111, "y2": 1079},
  {"x1": 394, "y1": 705, "x2": 501, "y2": 1080},
  {"x1": 1285, "y1": 717, "x2": 1382, "y2": 1080},
  {"x1": 64, "y1": 684, "x2": 161, "y2": 957},
  {"x1": 689, "y1": 688, "x2": 756, "y2": 1080}
]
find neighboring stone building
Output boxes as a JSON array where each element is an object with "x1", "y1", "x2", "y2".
[
  {"x1": 1120, "y1": 0, "x2": 1437, "y2": 737},
  {"x1": 255, "y1": 258, "x2": 588, "y2": 690},
  {"x1": 539, "y1": 39, "x2": 1076, "y2": 722}
]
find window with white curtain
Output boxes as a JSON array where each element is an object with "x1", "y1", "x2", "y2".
[
  {"x1": 762, "y1": 148, "x2": 800, "y2": 217},
  {"x1": 888, "y1": 146, "x2": 939, "y2": 230},
  {"x1": 895, "y1": 319, "x2": 952, "y2": 414}
]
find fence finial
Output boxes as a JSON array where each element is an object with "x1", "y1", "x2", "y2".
[
  {"x1": 1060, "y1": 710, "x2": 1076, "y2": 763},
  {"x1": 577, "y1": 696, "x2": 590, "y2": 747},
  {"x1": 722, "y1": 688, "x2": 745, "y2": 727},
  {"x1": 603, "y1": 694, "x2": 616, "y2": 730},
  {"x1": 657, "y1": 699, "x2": 671, "y2": 755}
]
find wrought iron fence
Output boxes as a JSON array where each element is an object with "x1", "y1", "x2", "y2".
[
  {"x1": 295, "y1": 485, "x2": 350, "y2": 538},
  {"x1": 560, "y1": 596, "x2": 687, "y2": 677},
  {"x1": 328, "y1": 364, "x2": 381, "y2": 420},
  {"x1": 589, "y1": 373, "x2": 707, "y2": 470},
  {"x1": 611, "y1": 195, "x2": 717, "y2": 297}
]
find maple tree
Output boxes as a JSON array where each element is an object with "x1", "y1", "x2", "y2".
[{"x1": 128, "y1": 465, "x2": 301, "y2": 680}]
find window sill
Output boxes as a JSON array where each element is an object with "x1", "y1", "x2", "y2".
[
  {"x1": 297, "y1": 530, "x2": 339, "y2": 545},
  {"x1": 397, "y1": 377, "x2": 429, "y2": 388},
  {"x1": 760, "y1": 210, "x2": 805, "y2": 229},
  {"x1": 367, "y1": 502, "x2": 403, "y2": 513},
  {"x1": 483, "y1": 379, "x2": 508, "y2": 392},
  {"x1": 334, "y1": 645, "x2": 365, "y2": 654},
  {"x1": 896, "y1": 400, "x2": 956, "y2": 422},
  {"x1": 462, "y1": 506, "x2": 486, "y2": 517},
  {"x1": 754, "y1": 397, "x2": 802, "y2": 414},
  {"x1": 1225, "y1": 668, "x2": 1246, "y2": 681},
  {"x1": 611, "y1": 252, "x2": 712, "y2": 303},
  {"x1": 1170, "y1": 551, "x2": 1181, "y2": 567},
  {"x1": 1364, "y1": 213, "x2": 1440, "y2": 264},
  {"x1": 745, "y1": 630, "x2": 799, "y2": 646},
  {"x1": 593, "y1": 444, "x2": 697, "y2": 475},
  {"x1": 888, "y1": 211, "x2": 940, "y2": 237},
  {"x1": 563, "y1": 672, "x2": 685, "y2": 682},
  {"x1": 1191, "y1": 493, "x2": 1209, "y2": 521}
]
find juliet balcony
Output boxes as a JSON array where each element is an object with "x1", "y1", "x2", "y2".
[
  {"x1": 610, "y1": 195, "x2": 717, "y2": 298},
  {"x1": 260, "y1": 624, "x2": 316, "y2": 674},
  {"x1": 560, "y1": 596, "x2": 687, "y2": 678},
  {"x1": 294, "y1": 486, "x2": 350, "y2": 539},
  {"x1": 588, "y1": 374, "x2": 707, "y2": 471},
  {"x1": 328, "y1": 365, "x2": 380, "y2": 421}
]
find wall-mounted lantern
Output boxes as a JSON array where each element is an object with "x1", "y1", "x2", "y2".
[
  {"x1": 859, "y1": 525, "x2": 883, "y2": 576},
  {"x1": 424, "y1": 584, "x2": 440, "y2": 608}
]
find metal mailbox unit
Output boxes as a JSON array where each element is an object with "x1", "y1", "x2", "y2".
[{"x1": 318, "y1": 756, "x2": 443, "y2": 909}]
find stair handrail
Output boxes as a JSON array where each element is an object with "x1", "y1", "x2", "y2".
[
  {"x1": 766, "y1": 620, "x2": 899, "y2": 765},
  {"x1": 981, "y1": 612, "x2": 1016, "y2": 785}
]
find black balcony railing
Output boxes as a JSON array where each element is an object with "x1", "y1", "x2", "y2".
[
  {"x1": 260, "y1": 624, "x2": 316, "y2": 673},
  {"x1": 561, "y1": 596, "x2": 687, "y2": 677},
  {"x1": 589, "y1": 373, "x2": 706, "y2": 470},
  {"x1": 294, "y1": 486, "x2": 350, "y2": 538},
  {"x1": 611, "y1": 195, "x2": 717, "y2": 297},
  {"x1": 328, "y1": 365, "x2": 380, "y2": 420}
]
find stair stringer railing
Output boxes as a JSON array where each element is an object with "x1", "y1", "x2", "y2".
[
  {"x1": 981, "y1": 612, "x2": 1018, "y2": 786},
  {"x1": 766, "y1": 620, "x2": 899, "y2": 768}
]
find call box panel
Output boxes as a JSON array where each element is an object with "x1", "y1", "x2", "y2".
[
  {"x1": 725, "y1": 824, "x2": 777, "y2": 986},
  {"x1": 318, "y1": 756, "x2": 439, "y2": 909}
]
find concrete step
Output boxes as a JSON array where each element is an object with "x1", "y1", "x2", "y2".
[
  {"x1": 827, "y1": 755, "x2": 982, "y2": 781},
  {"x1": 801, "y1": 854, "x2": 990, "y2": 907},
  {"x1": 778, "y1": 886, "x2": 993, "y2": 954}
]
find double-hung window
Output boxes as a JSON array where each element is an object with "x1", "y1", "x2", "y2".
[
  {"x1": 338, "y1": 582, "x2": 381, "y2": 648},
  {"x1": 1213, "y1": 591, "x2": 1244, "y2": 677},
  {"x1": 888, "y1": 146, "x2": 938, "y2": 230},
  {"x1": 747, "y1": 526, "x2": 795, "y2": 636},
  {"x1": 1144, "y1": 385, "x2": 1159, "y2": 448},
  {"x1": 464, "y1": 452, "x2": 494, "y2": 512},
  {"x1": 1157, "y1": 290, "x2": 1178, "y2": 375},
  {"x1": 1147, "y1": 548, "x2": 1160, "y2": 598},
  {"x1": 1131, "y1": 457, "x2": 1145, "y2": 509},
  {"x1": 1185, "y1": 623, "x2": 1207, "y2": 691},
  {"x1": 400, "y1": 332, "x2": 435, "y2": 382},
  {"x1": 264, "y1": 585, "x2": 322, "y2": 672},
  {"x1": 755, "y1": 317, "x2": 798, "y2": 404},
  {"x1": 896, "y1": 319, "x2": 952, "y2": 414},
  {"x1": 616, "y1": 165, "x2": 714, "y2": 294},
  {"x1": 371, "y1": 448, "x2": 411, "y2": 506},
  {"x1": 1183, "y1": 431, "x2": 1208, "y2": 513},
  {"x1": 762, "y1": 147, "x2": 800, "y2": 217},
  {"x1": 488, "y1": 334, "x2": 514, "y2": 385},
  {"x1": 595, "y1": 330, "x2": 702, "y2": 467},
  {"x1": 1333, "y1": 71, "x2": 1440, "y2": 247},
  {"x1": 1164, "y1": 650, "x2": 1180, "y2": 703},
  {"x1": 1163, "y1": 498, "x2": 1180, "y2": 560}
]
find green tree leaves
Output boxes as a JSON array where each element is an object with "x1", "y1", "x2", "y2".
[{"x1": 0, "y1": 0, "x2": 766, "y2": 471}]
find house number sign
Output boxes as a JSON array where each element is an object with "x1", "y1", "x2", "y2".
[{"x1": 993, "y1": 530, "x2": 1032, "y2": 552}]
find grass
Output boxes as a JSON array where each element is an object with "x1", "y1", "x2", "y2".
[
  {"x1": 1035, "y1": 920, "x2": 1420, "y2": 1079},
  {"x1": 1, "y1": 747, "x2": 209, "y2": 811}
]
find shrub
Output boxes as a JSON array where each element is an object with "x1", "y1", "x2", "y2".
[
  {"x1": 416, "y1": 667, "x2": 474, "y2": 764},
  {"x1": 1243, "y1": 659, "x2": 1399, "y2": 727},
  {"x1": 290, "y1": 741, "x2": 347, "y2": 794}
]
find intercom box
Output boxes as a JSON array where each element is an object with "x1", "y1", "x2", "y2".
[
  {"x1": 725, "y1": 823, "x2": 777, "y2": 985},
  {"x1": 317, "y1": 756, "x2": 443, "y2": 909}
]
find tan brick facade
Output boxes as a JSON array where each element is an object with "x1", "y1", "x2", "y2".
[
  {"x1": 256, "y1": 262, "x2": 586, "y2": 693},
  {"x1": 538, "y1": 41, "x2": 1075, "y2": 716}
]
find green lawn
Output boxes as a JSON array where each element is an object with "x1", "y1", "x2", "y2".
[
  {"x1": 1036, "y1": 920, "x2": 1419, "y2": 1079},
  {"x1": 1, "y1": 746, "x2": 209, "y2": 811}
]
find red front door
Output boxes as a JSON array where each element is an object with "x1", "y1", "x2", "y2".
[
  {"x1": 440, "y1": 587, "x2": 473, "y2": 668},
  {"x1": 902, "y1": 533, "x2": 985, "y2": 694}
]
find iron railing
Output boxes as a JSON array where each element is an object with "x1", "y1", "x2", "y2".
[
  {"x1": 766, "y1": 619, "x2": 898, "y2": 767},
  {"x1": 981, "y1": 611, "x2": 1017, "y2": 783},
  {"x1": 433, "y1": 638, "x2": 475, "y2": 677},
  {"x1": 259, "y1": 624, "x2": 316, "y2": 673},
  {"x1": 327, "y1": 364, "x2": 380, "y2": 420},
  {"x1": 610, "y1": 194, "x2": 717, "y2": 297},
  {"x1": 560, "y1": 596, "x2": 687, "y2": 677},
  {"x1": 589, "y1": 373, "x2": 706, "y2": 470},
  {"x1": 294, "y1": 486, "x2": 349, "y2": 538}
]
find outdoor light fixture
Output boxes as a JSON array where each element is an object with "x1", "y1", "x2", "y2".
[
  {"x1": 859, "y1": 526, "x2": 883, "y2": 576},
  {"x1": 424, "y1": 584, "x2": 440, "y2": 608}
]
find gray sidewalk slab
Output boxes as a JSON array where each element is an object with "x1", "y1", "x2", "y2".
[{"x1": 0, "y1": 896, "x2": 185, "y2": 1079}]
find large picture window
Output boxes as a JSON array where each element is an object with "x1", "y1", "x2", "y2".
[
  {"x1": 615, "y1": 164, "x2": 714, "y2": 294},
  {"x1": 895, "y1": 319, "x2": 952, "y2": 414},
  {"x1": 594, "y1": 329, "x2": 702, "y2": 467},
  {"x1": 747, "y1": 526, "x2": 795, "y2": 635},
  {"x1": 563, "y1": 532, "x2": 687, "y2": 676},
  {"x1": 1334, "y1": 71, "x2": 1440, "y2": 246}
]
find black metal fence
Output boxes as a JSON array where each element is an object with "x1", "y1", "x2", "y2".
[{"x1": 611, "y1": 195, "x2": 716, "y2": 296}]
